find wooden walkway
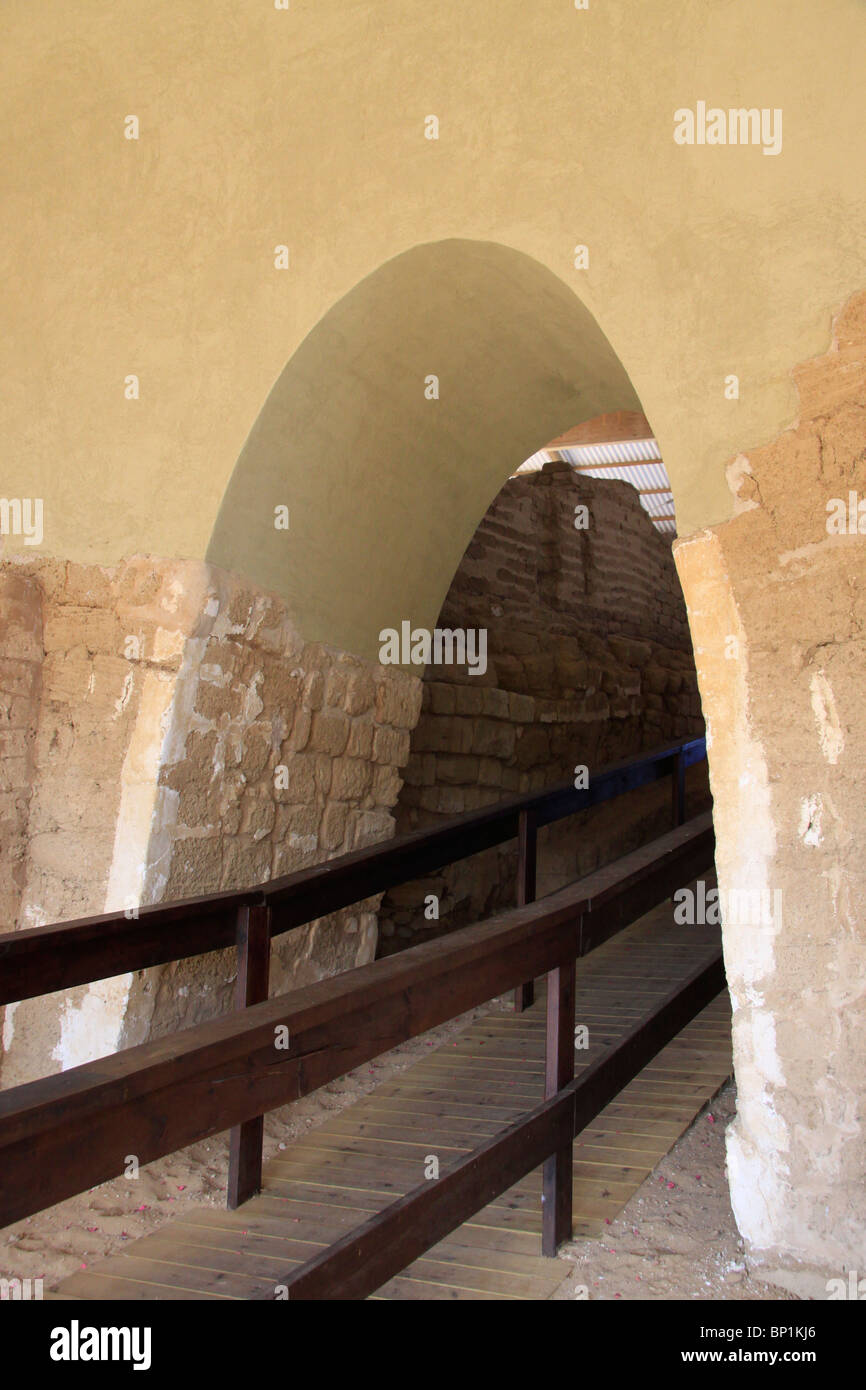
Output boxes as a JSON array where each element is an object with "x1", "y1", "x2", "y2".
[{"x1": 57, "y1": 898, "x2": 731, "y2": 1301}]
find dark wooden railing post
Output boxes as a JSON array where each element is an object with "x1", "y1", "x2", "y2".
[
  {"x1": 541, "y1": 955, "x2": 575, "y2": 1256},
  {"x1": 227, "y1": 899, "x2": 271, "y2": 1209},
  {"x1": 672, "y1": 749, "x2": 686, "y2": 827},
  {"x1": 513, "y1": 808, "x2": 538, "y2": 1012}
]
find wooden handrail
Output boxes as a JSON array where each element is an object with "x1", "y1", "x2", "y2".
[
  {"x1": 0, "y1": 812, "x2": 714, "y2": 1233},
  {"x1": 0, "y1": 734, "x2": 709, "y2": 1236},
  {"x1": 0, "y1": 737, "x2": 706, "y2": 1007},
  {"x1": 268, "y1": 952, "x2": 725, "y2": 1300}
]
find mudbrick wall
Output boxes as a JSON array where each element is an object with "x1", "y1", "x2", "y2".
[
  {"x1": 674, "y1": 291, "x2": 866, "y2": 1292},
  {"x1": 377, "y1": 459, "x2": 707, "y2": 953},
  {"x1": 0, "y1": 557, "x2": 420, "y2": 1086},
  {"x1": 0, "y1": 570, "x2": 42, "y2": 941}
]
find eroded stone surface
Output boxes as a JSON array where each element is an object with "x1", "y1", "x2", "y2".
[
  {"x1": 674, "y1": 290, "x2": 866, "y2": 1285},
  {"x1": 0, "y1": 558, "x2": 420, "y2": 1083}
]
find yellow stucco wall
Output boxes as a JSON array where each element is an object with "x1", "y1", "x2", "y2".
[{"x1": 2, "y1": 0, "x2": 864, "y2": 655}]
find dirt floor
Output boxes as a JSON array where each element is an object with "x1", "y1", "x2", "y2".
[
  {"x1": 553, "y1": 1080, "x2": 798, "y2": 1301},
  {"x1": 1, "y1": 1002, "x2": 794, "y2": 1301}
]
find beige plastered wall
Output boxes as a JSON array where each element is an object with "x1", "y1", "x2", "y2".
[{"x1": 1, "y1": 1, "x2": 864, "y2": 599}]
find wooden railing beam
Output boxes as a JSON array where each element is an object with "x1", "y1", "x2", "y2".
[
  {"x1": 0, "y1": 814, "x2": 714, "y2": 1230},
  {"x1": 0, "y1": 738, "x2": 707, "y2": 1007}
]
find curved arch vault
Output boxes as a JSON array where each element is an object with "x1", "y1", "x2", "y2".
[{"x1": 207, "y1": 240, "x2": 640, "y2": 658}]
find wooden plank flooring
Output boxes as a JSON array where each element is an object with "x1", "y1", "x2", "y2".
[{"x1": 58, "y1": 898, "x2": 731, "y2": 1301}]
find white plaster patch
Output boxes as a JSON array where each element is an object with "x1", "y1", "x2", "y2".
[
  {"x1": 199, "y1": 663, "x2": 232, "y2": 686},
  {"x1": 142, "y1": 786, "x2": 180, "y2": 905},
  {"x1": 726, "y1": 453, "x2": 760, "y2": 515},
  {"x1": 2, "y1": 1000, "x2": 17, "y2": 1049},
  {"x1": 113, "y1": 668, "x2": 134, "y2": 718},
  {"x1": 164, "y1": 579, "x2": 185, "y2": 613},
  {"x1": 244, "y1": 596, "x2": 272, "y2": 642},
  {"x1": 799, "y1": 794, "x2": 824, "y2": 848},
  {"x1": 20, "y1": 903, "x2": 48, "y2": 929},
  {"x1": 211, "y1": 606, "x2": 246, "y2": 640},
  {"x1": 809, "y1": 669, "x2": 844, "y2": 764},
  {"x1": 160, "y1": 637, "x2": 210, "y2": 766},
  {"x1": 724, "y1": 912, "x2": 780, "y2": 1005},
  {"x1": 750, "y1": 1007, "x2": 785, "y2": 1087},
  {"x1": 104, "y1": 669, "x2": 178, "y2": 916},
  {"x1": 51, "y1": 975, "x2": 133, "y2": 1070},
  {"x1": 242, "y1": 670, "x2": 265, "y2": 723},
  {"x1": 726, "y1": 1119, "x2": 788, "y2": 1252},
  {"x1": 151, "y1": 626, "x2": 186, "y2": 663},
  {"x1": 674, "y1": 526, "x2": 793, "y2": 1259}
]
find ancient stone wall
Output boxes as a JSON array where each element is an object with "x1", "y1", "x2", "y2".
[
  {"x1": 0, "y1": 569, "x2": 43, "y2": 1065},
  {"x1": 674, "y1": 291, "x2": 866, "y2": 1294},
  {"x1": 0, "y1": 557, "x2": 420, "y2": 1086},
  {"x1": 0, "y1": 570, "x2": 42, "y2": 934},
  {"x1": 378, "y1": 461, "x2": 707, "y2": 952}
]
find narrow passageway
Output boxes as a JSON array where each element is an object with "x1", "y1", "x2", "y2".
[{"x1": 379, "y1": 427, "x2": 707, "y2": 958}]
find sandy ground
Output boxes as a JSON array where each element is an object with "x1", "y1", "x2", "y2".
[
  {"x1": 2, "y1": 1008, "x2": 793, "y2": 1301},
  {"x1": 552, "y1": 1080, "x2": 798, "y2": 1301}
]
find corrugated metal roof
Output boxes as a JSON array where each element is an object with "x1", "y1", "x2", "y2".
[
  {"x1": 563, "y1": 457, "x2": 669, "y2": 494},
  {"x1": 514, "y1": 439, "x2": 677, "y2": 536},
  {"x1": 561, "y1": 437, "x2": 662, "y2": 467}
]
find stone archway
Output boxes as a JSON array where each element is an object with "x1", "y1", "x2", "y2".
[
  {"x1": 2, "y1": 231, "x2": 864, "y2": 1295},
  {"x1": 206, "y1": 239, "x2": 642, "y2": 657},
  {"x1": 2, "y1": 240, "x2": 645, "y2": 1080}
]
